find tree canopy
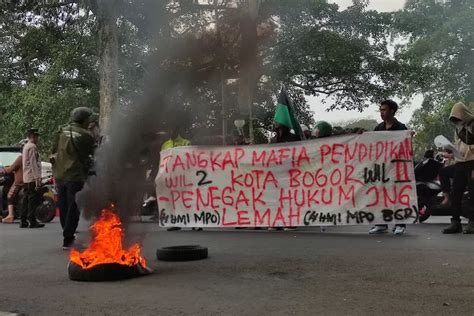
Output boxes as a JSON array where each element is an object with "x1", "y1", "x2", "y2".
[
  {"x1": 393, "y1": 0, "x2": 474, "y2": 105},
  {"x1": 1, "y1": 0, "x2": 471, "y2": 151}
]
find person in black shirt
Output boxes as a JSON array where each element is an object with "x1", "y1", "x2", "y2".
[
  {"x1": 369, "y1": 100, "x2": 408, "y2": 235},
  {"x1": 373, "y1": 100, "x2": 408, "y2": 132}
]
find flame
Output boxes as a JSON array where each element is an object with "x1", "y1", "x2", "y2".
[{"x1": 70, "y1": 208, "x2": 147, "y2": 269}]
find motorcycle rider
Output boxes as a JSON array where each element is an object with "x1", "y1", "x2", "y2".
[
  {"x1": 0, "y1": 140, "x2": 27, "y2": 223},
  {"x1": 442, "y1": 102, "x2": 474, "y2": 234},
  {"x1": 52, "y1": 107, "x2": 96, "y2": 249}
]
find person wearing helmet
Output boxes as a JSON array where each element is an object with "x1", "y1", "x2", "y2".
[
  {"x1": 312, "y1": 121, "x2": 333, "y2": 138},
  {"x1": 0, "y1": 140, "x2": 27, "y2": 223},
  {"x1": 51, "y1": 107, "x2": 96, "y2": 249}
]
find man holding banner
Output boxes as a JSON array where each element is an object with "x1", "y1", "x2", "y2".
[
  {"x1": 369, "y1": 100, "x2": 408, "y2": 235},
  {"x1": 269, "y1": 89, "x2": 304, "y2": 231},
  {"x1": 271, "y1": 88, "x2": 305, "y2": 144},
  {"x1": 156, "y1": 95, "x2": 418, "y2": 231}
]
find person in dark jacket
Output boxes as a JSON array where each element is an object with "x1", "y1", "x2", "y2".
[
  {"x1": 369, "y1": 100, "x2": 408, "y2": 236},
  {"x1": 52, "y1": 107, "x2": 96, "y2": 249}
]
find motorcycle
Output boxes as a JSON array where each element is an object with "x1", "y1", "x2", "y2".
[
  {"x1": 0, "y1": 173, "x2": 57, "y2": 223},
  {"x1": 416, "y1": 137, "x2": 472, "y2": 223}
]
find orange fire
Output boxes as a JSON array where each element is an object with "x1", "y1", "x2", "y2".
[{"x1": 70, "y1": 208, "x2": 147, "y2": 269}]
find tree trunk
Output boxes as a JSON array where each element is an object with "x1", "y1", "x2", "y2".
[
  {"x1": 238, "y1": 0, "x2": 263, "y2": 144},
  {"x1": 97, "y1": 0, "x2": 119, "y2": 132}
]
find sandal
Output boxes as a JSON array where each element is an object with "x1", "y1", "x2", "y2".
[{"x1": 2, "y1": 216, "x2": 15, "y2": 224}]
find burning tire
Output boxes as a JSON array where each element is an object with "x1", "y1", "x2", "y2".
[
  {"x1": 156, "y1": 245, "x2": 208, "y2": 262},
  {"x1": 67, "y1": 209, "x2": 150, "y2": 282},
  {"x1": 68, "y1": 261, "x2": 150, "y2": 282}
]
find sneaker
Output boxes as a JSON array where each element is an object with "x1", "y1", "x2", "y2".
[
  {"x1": 192, "y1": 228, "x2": 203, "y2": 231},
  {"x1": 393, "y1": 225, "x2": 406, "y2": 235},
  {"x1": 463, "y1": 221, "x2": 474, "y2": 234},
  {"x1": 442, "y1": 219, "x2": 462, "y2": 234},
  {"x1": 62, "y1": 237, "x2": 76, "y2": 250},
  {"x1": 19, "y1": 221, "x2": 29, "y2": 228},
  {"x1": 29, "y1": 222, "x2": 45, "y2": 228},
  {"x1": 284, "y1": 227, "x2": 297, "y2": 231},
  {"x1": 167, "y1": 227, "x2": 181, "y2": 231},
  {"x1": 369, "y1": 225, "x2": 388, "y2": 234},
  {"x1": 268, "y1": 227, "x2": 284, "y2": 231}
]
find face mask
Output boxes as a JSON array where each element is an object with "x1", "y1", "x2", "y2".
[{"x1": 451, "y1": 120, "x2": 464, "y2": 128}]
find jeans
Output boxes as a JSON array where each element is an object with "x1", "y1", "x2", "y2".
[
  {"x1": 450, "y1": 161, "x2": 474, "y2": 221},
  {"x1": 57, "y1": 181, "x2": 84, "y2": 243},
  {"x1": 21, "y1": 182, "x2": 41, "y2": 224}
]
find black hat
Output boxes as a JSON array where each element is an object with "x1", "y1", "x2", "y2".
[{"x1": 26, "y1": 128, "x2": 40, "y2": 137}]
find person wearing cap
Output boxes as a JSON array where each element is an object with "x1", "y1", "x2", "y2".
[
  {"x1": 0, "y1": 140, "x2": 27, "y2": 223},
  {"x1": 369, "y1": 100, "x2": 408, "y2": 236},
  {"x1": 52, "y1": 107, "x2": 96, "y2": 249},
  {"x1": 312, "y1": 121, "x2": 333, "y2": 138},
  {"x1": 21, "y1": 129, "x2": 44, "y2": 228}
]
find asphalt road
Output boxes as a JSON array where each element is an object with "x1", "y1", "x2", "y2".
[{"x1": 0, "y1": 218, "x2": 473, "y2": 316}]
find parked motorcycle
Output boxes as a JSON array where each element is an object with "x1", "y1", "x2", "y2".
[{"x1": 0, "y1": 173, "x2": 57, "y2": 223}]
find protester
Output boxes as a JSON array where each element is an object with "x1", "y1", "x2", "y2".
[
  {"x1": 52, "y1": 107, "x2": 96, "y2": 249},
  {"x1": 88, "y1": 116, "x2": 103, "y2": 146},
  {"x1": 369, "y1": 100, "x2": 408, "y2": 235},
  {"x1": 301, "y1": 124, "x2": 312, "y2": 140},
  {"x1": 161, "y1": 126, "x2": 192, "y2": 231},
  {"x1": 0, "y1": 140, "x2": 26, "y2": 223},
  {"x1": 442, "y1": 102, "x2": 474, "y2": 234},
  {"x1": 21, "y1": 129, "x2": 44, "y2": 229},
  {"x1": 270, "y1": 89, "x2": 303, "y2": 230},
  {"x1": 311, "y1": 121, "x2": 333, "y2": 138}
]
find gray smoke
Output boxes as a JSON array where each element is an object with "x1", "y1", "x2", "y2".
[
  {"x1": 76, "y1": 3, "x2": 264, "y2": 225},
  {"x1": 77, "y1": 45, "x2": 219, "y2": 222}
]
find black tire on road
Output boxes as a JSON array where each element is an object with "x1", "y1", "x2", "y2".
[
  {"x1": 68, "y1": 262, "x2": 150, "y2": 282},
  {"x1": 37, "y1": 196, "x2": 56, "y2": 223},
  {"x1": 417, "y1": 196, "x2": 432, "y2": 223},
  {"x1": 156, "y1": 245, "x2": 208, "y2": 262}
]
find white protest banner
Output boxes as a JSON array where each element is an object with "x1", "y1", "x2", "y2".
[{"x1": 155, "y1": 131, "x2": 418, "y2": 227}]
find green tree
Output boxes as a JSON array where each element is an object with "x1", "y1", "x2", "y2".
[
  {"x1": 409, "y1": 100, "x2": 457, "y2": 158},
  {"x1": 0, "y1": 2, "x2": 99, "y2": 152},
  {"x1": 393, "y1": 0, "x2": 474, "y2": 105},
  {"x1": 267, "y1": 0, "x2": 402, "y2": 111}
]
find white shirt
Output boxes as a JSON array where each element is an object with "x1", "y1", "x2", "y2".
[{"x1": 22, "y1": 141, "x2": 41, "y2": 183}]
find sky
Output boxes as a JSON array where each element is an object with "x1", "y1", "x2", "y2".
[{"x1": 309, "y1": 0, "x2": 420, "y2": 127}]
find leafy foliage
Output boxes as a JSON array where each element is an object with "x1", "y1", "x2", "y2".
[
  {"x1": 409, "y1": 100, "x2": 457, "y2": 158},
  {"x1": 393, "y1": 0, "x2": 474, "y2": 105},
  {"x1": 267, "y1": 0, "x2": 402, "y2": 111}
]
